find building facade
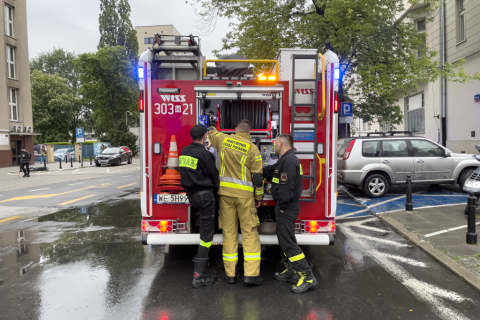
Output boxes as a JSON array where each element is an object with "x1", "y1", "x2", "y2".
[
  {"x1": 0, "y1": 0, "x2": 34, "y2": 167},
  {"x1": 135, "y1": 24, "x2": 181, "y2": 55},
  {"x1": 354, "y1": 0, "x2": 480, "y2": 154}
]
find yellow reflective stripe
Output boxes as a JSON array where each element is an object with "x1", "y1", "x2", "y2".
[
  {"x1": 223, "y1": 253, "x2": 238, "y2": 261},
  {"x1": 256, "y1": 156, "x2": 262, "y2": 162},
  {"x1": 272, "y1": 177, "x2": 279, "y2": 184},
  {"x1": 244, "y1": 252, "x2": 261, "y2": 261},
  {"x1": 300, "y1": 164, "x2": 303, "y2": 175},
  {"x1": 222, "y1": 137, "x2": 250, "y2": 154},
  {"x1": 240, "y1": 155, "x2": 247, "y2": 181},
  {"x1": 216, "y1": 132, "x2": 222, "y2": 137},
  {"x1": 223, "y1": 253, "x2": 238, "y2": 256},
  {"x1": 241, "y1": 155, "x2": 247, "y2": 165},
  {"x1": 220, "y1": 149, "x2": 225, "y2": 177},
  {"x1": 288, "y1": 253, "x2": 305, "y2": 262},
  {"x1": 179, "y1": 156, "x2": 198, "y2": 170},
  {"x1": 200, "y1": 240, "x2": 212, "y2": 248},
  {"x1": 220, "y1": 181, "x2": 254, "y2": 192},
  {"x1": 255, "y1": 190, "x2": 264, "y2": 195}
]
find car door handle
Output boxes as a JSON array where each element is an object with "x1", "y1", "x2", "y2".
[
  {"x1": 382, "y1": 160, "x2": 390, "y2": 163},
  {"x1": 417, "y1": 160, "x2": 424, "y2": 163}
]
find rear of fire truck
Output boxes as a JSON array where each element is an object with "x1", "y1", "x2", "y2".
[{"x1": 138, "y1": 34, "x2": 339, "y2": 246}]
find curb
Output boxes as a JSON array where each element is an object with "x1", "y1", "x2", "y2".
[{"x1": 379, "y1": 213, "x2": 480, "y2": 294}]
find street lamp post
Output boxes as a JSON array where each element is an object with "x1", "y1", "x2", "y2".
[{"x1": 126, "y1": 111, "x2": 132, "y2": 126}]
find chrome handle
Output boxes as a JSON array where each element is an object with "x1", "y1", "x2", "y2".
[
  {"x1": 417, "y1": 160, "x2": 424, "y2": 163},
  {"x1": 382, "y1": 160, "x2": 390, "y2": 163}
]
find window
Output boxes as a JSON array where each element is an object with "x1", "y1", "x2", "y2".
[
  {"x1": 381, "y1": 140, "x2": 409, "y2": 157},
  {"x1": 417, "y1": 18, "x2": 426, "y2": 58},
  {"x1": 4, "y1": 5, "x2": 13, "y2": 37},
  {"x1": 337, "y1": 139, "x2": 353, "y2": 157},
  {"x1": 411, "y1": 140, "x2": 445, "y2": 157},
  {"x1": 381, "y1": 122, "x2": 391, "y2": 132},
  {"x1": 6, "y1": 45, "x2": 15, "y2": 79},
  {"x1": 362, "y1": 121, "x2": 366, "y2": 131},
  {"x1": 368, "y1": 122, "x2": 372, "y2": 130},
  {"x1": 9, "y1": 88, "x2": 18, "y2": 121},
  {"x1": 362, "y1": 141, "x2": 379, "y2": 157},
  {"x1": 407, "y1": 93, "x2": 424, "y2": 132},
  {"x1": 457, "y1": 0, "x2": 466, "y2": 43},
  {"x1": 144, "y1": 37, "x2": 155, "y2": 44}
]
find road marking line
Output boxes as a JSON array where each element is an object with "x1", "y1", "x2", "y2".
[
  {"x1": 59, "y1": 194, "x2": 96, "y2": 206},
  {"x1": 117, "y1": 182, "x2": 138, "y2": 189},
  {"x1": 121, "y1": 176, "x2": 130, "y2": 177},
  {"x1": 0, "y1": 215, "x2": 20, "y2": 224},
  {"x1": 68, "y1": 183, "x2": 84, "y2": 186},
  {"x1": 28, "y1": 188, "x2": 50, "y2": 192},
  {"x1": 424, "y1": 222, "x2": 480, "y2": 238},
  {"x1": 107, "y1": 168, "x2": 110, "y2": 173},
  {"x1": 99, "y1": 179, "x2": 110, "y2": 181},
  {"x1": 72, "y1": 169, "x2": 79, "y2": 174}
]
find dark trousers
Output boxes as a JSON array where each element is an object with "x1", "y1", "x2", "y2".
[
  {"x1": 275, "y1": 204, "x2": 308, "y2": 271},
  {"x1": 189, "y1": 191, "x2": 215, "y2": 258},
  {"x1": 20, "y1": 163, "x2": 30, "y2": 176}
]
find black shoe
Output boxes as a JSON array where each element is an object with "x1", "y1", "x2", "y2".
[
  {"x1": 22, "y1": 174, "x2": 26, "y2": 177},
  {"x1": 192, "y1": 256, "x2": 216, "y2": 289},
  {"x1": 274, "y1": 256, "x2": 300, "y2": 283},
  {"x1": 291, "y1": 268, "x2": 317, "y2": 293},
  {"x1": 226, "y1": 276, "x2": 237, "y2": 284},
  {"x1": 243, "y1": 276, "x2": 263, "y2": 286},
  {"x1": 26, "y1": 174, "x2": 30, "y2": 177}
]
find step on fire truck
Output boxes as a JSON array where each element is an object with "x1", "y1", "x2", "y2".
[{"x1": 138, "y1": 34, "x2": 339, "y2": 246}]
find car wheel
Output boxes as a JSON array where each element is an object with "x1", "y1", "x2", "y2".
[
  {"x1": 363, "y1": 174, "x2": 389, "y2": 198},
  {"x1": 459, "y1": 168, "x2": 475, "y2": 192},
  {"x1": 117, "y1": 158, "x2": 121, "y2": 166},
  {"x1": 95, "y1": 162, "x2": 101, "y2": 167},
  {"x1": 127, "y1": 156, "x2": 132, "y2": 164}
]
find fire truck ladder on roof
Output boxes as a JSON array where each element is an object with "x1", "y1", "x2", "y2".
[
  {"x1": 152, "y1": 34, "x2": 202, "y2": 80},
  {"x1": 291, "y1": 54, "x2": 318, "y2": 203}
]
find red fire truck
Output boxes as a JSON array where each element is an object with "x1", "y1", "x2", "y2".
[{"x1": 139, "y1": 34, "x2": 339, "y2": 246}]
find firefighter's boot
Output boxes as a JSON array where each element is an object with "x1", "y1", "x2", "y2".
[
  {"x1": 274, "y1": 256, "x2": 299, "y2": 283},
  {"x1": 192, "y1": 256, "x2": 216, "y2": 288},
  {"x1": 291, "y1": 267, "x2": 317, "y2": 293}
]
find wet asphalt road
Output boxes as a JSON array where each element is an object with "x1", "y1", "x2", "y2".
[{"x1": 1, "y1": 199, "x2": 479, "y2": 320}]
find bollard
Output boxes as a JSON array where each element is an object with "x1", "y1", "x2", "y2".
[
  {"x1": 90, "y1": 157, "x2": 92, "y2": 165},
  {"x1": 59, "y1": 159, "x2": 62, "y2": 169},
  {"x1": 65, "y1": 156, "x2": 67, "y2": 164},
  {"x1": 44, "y1": 159, "x2": 46, "y2": 169},
  {"x1": 466, "y1": 194, "x2": 477, "y2": 245},
  {"x1": 70, "y1": 157, "x2": 73, "y2": 168},
  {"x1": 405, "y1": 175, "x2": 413, "y2": 211},
  {"x1": 81, "y1": 155, "x2": 83, "y2": 167}
]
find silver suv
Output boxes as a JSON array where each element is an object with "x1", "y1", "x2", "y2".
[{"x1": 337, "y1": 132, "x2": 479, "y2": 198}]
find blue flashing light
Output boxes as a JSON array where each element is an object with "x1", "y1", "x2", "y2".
[
  {"x1": 138, "y1": 67, "x2": 144, "y2": 79},
  {"x1": 334, "y1": 68, "x2": 340, "y2": 80}
]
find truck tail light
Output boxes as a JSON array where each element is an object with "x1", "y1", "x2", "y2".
[
  {"x1": 334, "y1": 91, "x2": 339, "y2": 113},
  {"x1": 301, "y1": 220, "x2": 336, "y2": 234},
  {"x1": 343, "y1": 139, "x2": 356, "y2": 160},
  {"x1": 139, "y1": 91, "x2": 144, "y2": 113},
  {"x1": 268, "y1": 75, "x2": 276, "y2": 81},
  {"x1": 141, "y1": 221, "x2": 148, "y2": 232},
  {"x1": 141, "y1": 220, "x2": 187, "y2": 234},
  {"x1": 258, "y1": 75, "x2": 267, "y2": 81}
]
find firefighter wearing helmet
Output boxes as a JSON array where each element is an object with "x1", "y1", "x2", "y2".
[
  {"x1": 208, "y1": 120, "x2": 264, "y2": 286},
  {"x1": 263, "y1": 134, "x2": 317, "y2": 293},
  {"x1": 179, "y1": 125, "x2": 220, "y2": 288}
]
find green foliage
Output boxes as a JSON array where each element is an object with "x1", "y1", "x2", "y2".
[
  {"x1": 31, "y1": 70, "x2": 85, "y2": 144},
  {"x1": 98, "y1": 0, "x2": 139, "y2": 63},
  {"x1": 75, "y1": 46, "x2": 139, "y2": 136},
  {"x1": 100, "y1": 122, "x2": 138, "y2": 155},
  {"x1": 30, "y1": 48, "x2": 81, "y2": 94},
  {"x1": 189, "y1": 0, "x2": 480, "y2": 125}
]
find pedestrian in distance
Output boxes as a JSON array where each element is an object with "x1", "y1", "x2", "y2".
[
  {"x1": 208, "y1": 120, "x2": 265, "y2": 286},
  {"x1": 263, "y1": 134, "x2": 317, "y2": 293},
  {"x1": 179, "y1": 125, "x2": 220, "y2": 288},
  {"x1": 19, "y1": 147, "x2": 31, "y2": 178}
]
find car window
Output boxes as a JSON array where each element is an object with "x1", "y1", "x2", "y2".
[
  {"x1": 337, "y1": 139, "x2": 352, "y2": 157},
  {"x1": 411, "y1": 140, "x2": 445, "y2": 157},
  {"x1": 362, "y1": 141, "x2": 379, "y2": 157},
  {"x1": 102, "y1": 148, "x2": 120, "y2": 154},
  {"x1": 381, "y1": 140, "x2": 408, "y2": 157}
]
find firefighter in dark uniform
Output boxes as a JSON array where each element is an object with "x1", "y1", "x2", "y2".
[
  {"x1": 263, "y1": 134, "x2": 317, "y2": 293},
  {"x1": 179, "y1": 125, "x2": 220, "y2": 288}
]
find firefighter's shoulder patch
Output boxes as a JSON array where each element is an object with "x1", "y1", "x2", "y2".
[{"x1": 281, "y1": 173, "x2": 287, "y2": 181}]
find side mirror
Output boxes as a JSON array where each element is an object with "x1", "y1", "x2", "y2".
[
  {"x1": 475, "y1": 155, "x2": 480, "y2": 162},
  {"x1": 120, "y1": 150, "x2": 125, "y2": 154},
  {"x1": 445, "y1": 151, "x2": 451, "y2": 157}
]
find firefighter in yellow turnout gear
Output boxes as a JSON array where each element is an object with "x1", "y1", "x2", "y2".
[{"x1": 208, "y1": 120, "x2": 264, "y2": 286}]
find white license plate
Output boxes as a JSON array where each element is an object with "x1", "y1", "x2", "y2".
[
  {"x1": 155, "y1": 194, "x2": 189, "y2": 204},
  {"x1": 100, "y1": 160, "x2": 108, "y2": 163}
]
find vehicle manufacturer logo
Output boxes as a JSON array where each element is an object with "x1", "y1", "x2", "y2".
[
  {"x1": 160, "y1": 95, "x2": 186, "y2": 102},
  {"x1": 295, "y1": 89, "x2": 314, "y2": 94}
]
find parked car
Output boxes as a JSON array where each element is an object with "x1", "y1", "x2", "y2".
[
  {"x1": 337, "y1": 132, "x2": 479, "y2": 198},
  {"x1": 54, "y1": 148, "x2": 76, "y2": 162},
  {"x1": 95, "y1": 146, "x2": 132, "y2": 166}
]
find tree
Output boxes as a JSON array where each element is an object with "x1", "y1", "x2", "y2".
[
  {"x1": 98, "y1": 0, "x2": 139, "y2": 63},
  {"x1": 189, "y1": 0, "x2": 480, "y2": 126},
  {"x1": 75, "y1": 46, "x2": 139, "y2": 137},
  {"x1": 100, "y1": 122, "x2": 138, "y2": 155},
  {"x1": 30, "y1": 48, "x2": 80, "y2": 94},
  {"x1": 31, "y1": 70, "x2": 84, "y2": 144}
]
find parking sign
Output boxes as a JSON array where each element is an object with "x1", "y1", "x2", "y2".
[
  {"x1": 341, "y1": 103, "x2": 353, "y2": 117},
  {"x1": 76, "y1": 127, "x2": 85, "y2": 143}
]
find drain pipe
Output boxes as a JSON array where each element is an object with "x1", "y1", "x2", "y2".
[{"x1": 440, "y1": 2, "x2": 447, "y2": 147}]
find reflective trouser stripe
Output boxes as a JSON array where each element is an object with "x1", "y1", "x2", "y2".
[
  {"x1": 223, "y1": 253, "x2": 238, "y2": 261},
  {"x1": 244, "y1": 252, "x2": 261, "y2": 261},
  {"x1": 200, "y1": 240, "x2": 212, "y2": 248},
  {"x1": 255, "y1": 190, "x2": 264, "y2": 195},
  {"x1": 288, "y1": 253, "x2": 305, "y2": 262},
  {"x1": 220, "y1": 181, "x2": 254, "y2": 192}
]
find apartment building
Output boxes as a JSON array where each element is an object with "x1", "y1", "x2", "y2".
[
  {"x1": 0, "y1": 0, "x2": 34, "y2": 167},
  {"x1": 355, "y1": 0, "x2": 480, "y2": 154},
  {"x1": 135, "y1": 24, "x2": 181, "y2": 55}
]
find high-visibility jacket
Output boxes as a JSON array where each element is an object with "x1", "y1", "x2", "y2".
[{"x1": 208, "y1": 127, "x2": 264, "y2": 201}]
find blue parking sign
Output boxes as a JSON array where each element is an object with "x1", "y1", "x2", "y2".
[
  {"x1": 341, "y1": 103, "x2": 353, "y2": 117},
  {"x1": 76, "y1": 127, "x2": 84, "y2": 143},
  {"x1": 79, "y1": 206, "x2": 88, "y2": 214}
]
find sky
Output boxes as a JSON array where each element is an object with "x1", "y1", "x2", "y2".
[{"x1": 27, "y1": 0, "x2": 231, "y2": 60}]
